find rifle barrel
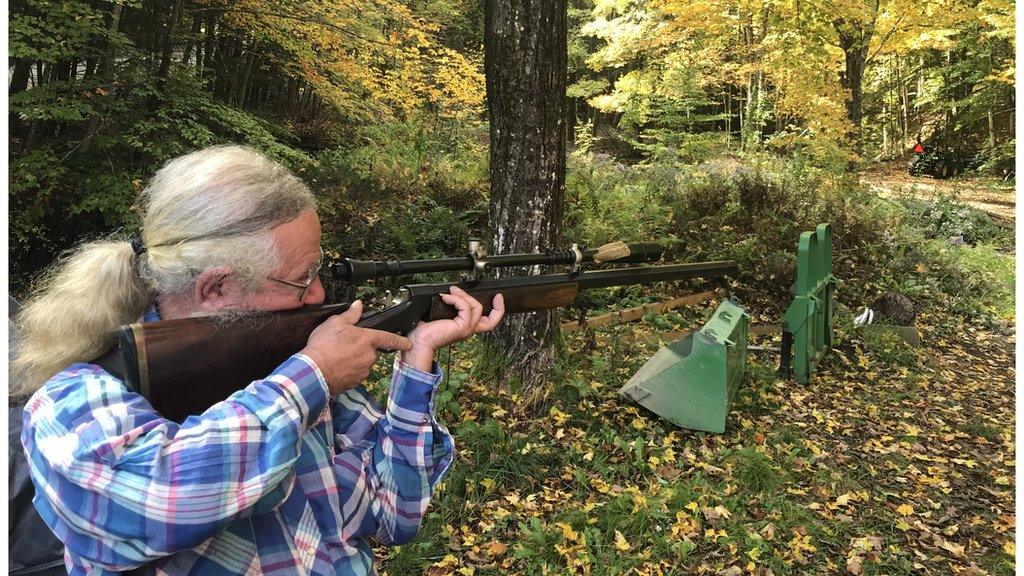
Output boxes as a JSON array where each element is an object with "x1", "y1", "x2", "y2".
[{"x1": 575, "y1": 261, "x2": 739, "y2": 290}]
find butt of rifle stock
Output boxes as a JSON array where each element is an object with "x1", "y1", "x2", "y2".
[
  {"x1": 115, "y1": 324, "x2": 145, "y2": 395},
  {"x1": 119, "y1": 304, "x2": 349, "y2": 422}
]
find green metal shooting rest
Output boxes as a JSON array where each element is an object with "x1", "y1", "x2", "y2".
[
  {"x1": 779, "y1": 223, "x2": 836, "y2": 383},
  {"x1": 619, "y1": 299, "x2": 749, "y2": 434}
]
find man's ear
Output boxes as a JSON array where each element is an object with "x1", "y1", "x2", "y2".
[{"x1": 193, "y1": 267, "x2": 239, "y2": 311}]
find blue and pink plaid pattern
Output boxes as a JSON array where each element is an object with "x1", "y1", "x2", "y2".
[{"x1": 22, "y1": 310, "x2": 453, "y2": 576}]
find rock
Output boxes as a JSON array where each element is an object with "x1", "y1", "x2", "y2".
[{"x1": 870, "y1": 292, "x2": 916, "y2": 326}]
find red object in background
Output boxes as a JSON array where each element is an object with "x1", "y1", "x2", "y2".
[{"x1": 913, "y1": 143, "x2": 925, "y2": 153}]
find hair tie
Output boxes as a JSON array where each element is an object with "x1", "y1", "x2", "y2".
[{"x1": 129, "y1": 237, "x2": 148, "y2": 256}]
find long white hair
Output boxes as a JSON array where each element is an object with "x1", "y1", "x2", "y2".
[{"x1": 11, "y1": 145, "x2": 315, "y2": 397}]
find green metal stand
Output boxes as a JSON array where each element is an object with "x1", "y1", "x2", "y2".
[
  {"x1": 779, "y1": 224, "x2": 836, "y2": 383},
  {"x1": 619, "y1": 299, "x2": 749, "y2": 433}
]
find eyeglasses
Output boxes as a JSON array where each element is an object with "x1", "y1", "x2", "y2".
[{"x1": 267, "y1": 247, "x2": 324, "y2": 301}]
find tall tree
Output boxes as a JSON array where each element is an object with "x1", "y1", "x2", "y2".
[{"x1": 484, "y1": 0, "x2": 568, "y2": 389}]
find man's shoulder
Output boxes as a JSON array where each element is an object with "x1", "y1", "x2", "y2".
[{"x1": 31, "y1": 362, "x2": 128, "y2": 405}]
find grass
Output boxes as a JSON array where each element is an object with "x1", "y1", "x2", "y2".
[
  {"x1": 956, "y1": 242, "x2": 1015, "y2": 319},
  {"x1": 860, "y1": 326, "x2": 920, "y2": 368}
]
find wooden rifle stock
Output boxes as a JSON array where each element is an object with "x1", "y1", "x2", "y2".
[{"x1": 116, "y1": 261, "x2": 737, "y2": 422}]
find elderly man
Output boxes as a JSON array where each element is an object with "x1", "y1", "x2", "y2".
[{"x1": 14, "y1": 145, "x2": 503, "y2": 576}]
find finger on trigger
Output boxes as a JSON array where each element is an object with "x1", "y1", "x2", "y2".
[{"x1": 339, "y1": 300, "x2": 364, "y2": 324}]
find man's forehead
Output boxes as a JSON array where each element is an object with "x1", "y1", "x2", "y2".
[{"x1": 269, "y1": 210, "x2": 321, "y2": 266}]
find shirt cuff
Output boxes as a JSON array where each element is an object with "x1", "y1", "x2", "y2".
[
  {"x1": 265, "y1": 353, "x2": 330, "y2": 429},
  {"x1": 387, "y1": 358, "x2": 444, "y2": 426}
]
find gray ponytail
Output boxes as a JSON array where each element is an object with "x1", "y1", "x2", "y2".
[{"x1": 11, "y1": 145, "x2": 315, "y2": 395}]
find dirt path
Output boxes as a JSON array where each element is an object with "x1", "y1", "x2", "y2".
[{"x1": 860, "y1": 163, "x2": 1016, "y2": 224}]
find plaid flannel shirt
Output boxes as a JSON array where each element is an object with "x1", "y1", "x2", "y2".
[{"x1": 21, "y1": 305, "x2": 454, "y2": 576}]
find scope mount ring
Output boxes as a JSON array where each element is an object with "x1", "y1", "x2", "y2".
[{"x1": 462, "y1": 239, "x2": 488, "y2": 283}]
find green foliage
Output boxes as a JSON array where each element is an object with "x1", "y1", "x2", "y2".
[
  {"x1": 861, "y1": 327, "x2": 920, "y2": 369},
  {"x1": 318, "y1": 113, "x2": 487, "y2": 204},
  {"x1": 565, "y1": 150, "x2": 895, "y2": 304},
  {"x1": 564, "y1": 151, "x2": 674, "y2": 246},
  {"x1": 898, "y1": 192, "x2": 1003, "y2": 245},
  {"x1": 312, "y1": 115, "x2": 489, "y2": 268}
]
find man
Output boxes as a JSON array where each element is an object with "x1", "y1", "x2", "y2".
[{"x1": 13, "y1": 145, "x2": 504, "y2": 575}]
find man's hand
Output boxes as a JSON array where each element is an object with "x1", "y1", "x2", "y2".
[
  {"x1": 403, "y1": 287, "x2": 505, "y2": 372},
  {"x1": 301, "y1": 300, "x2": 413, "y2": 395}
]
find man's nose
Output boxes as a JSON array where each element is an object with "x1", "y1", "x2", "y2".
[{"x1": 304, "y1": 277, "x2": 326, "y2": 305}]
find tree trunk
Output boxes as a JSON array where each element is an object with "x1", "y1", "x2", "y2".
[
  {"x1": 9, "y1": 59, "x2": 31, "y2": 94},
  {"x1": 182, "y1": 13, "x2": 202, "y2": 67},
  {"x1": 236, "y1": 41, "x2": 258, "y2": 107},
  {"x1": 881, "y1": 101, "x2": 889, "y2": 156},
  {"x1": 898, "y1": 55, "x2": 908, "y2": 150},
  {"x1": 839, "y1": 39, "x2": 867, "y2": 147},
  {"x1": 10, "y1": 58, "x2": 32, "y2": 143},
  {"x1": 202, "y1": 12, "x2": 217, "y2": 80},
  {"x1": 484, "y1": 0, "x2": 567, "y2": 390},
  {"x1": 158, "y1": 0, "x2": 184, "y2": 80},
  {"x1": 835, "y1": 12, "x2": 874, "y2": 153},
  {"x1": 726, "y1": 89, "x2": 732, "y2": 142},
  {"x1": 743, "y1": 70, "x2": 763, "y2": 149},
  {"x1": 80, "y1": 2, "x2": 123, "y2": 154},
  {"x1": 988, "y1": 109, "x2": 996, "y2": 152}
]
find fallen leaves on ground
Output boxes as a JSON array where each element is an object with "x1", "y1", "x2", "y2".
[{"x1": 380, "y1": 296, "x2": 1015, "y2": 576}]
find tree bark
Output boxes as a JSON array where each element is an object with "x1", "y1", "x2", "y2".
[
  {"x1": 484, "y1": 0, "x2": 567, "y2": 390},
  {"x1": 988, "y1": 109, "x2": 996, "y2": 152},
  {"x1": 236, "y1": 41, "x2": 258, "y2": 107},
  {"x1": 9, "y1": 59, "x2": 31, "y2": 95},
  {"x1": 202, "y1": 12, "x2": 217, "y2": 79},
  {"x1": 80, "y1": 2, "x2": 123, "y2": 154},
  {"x1": 10, "y1": 58, "x2": 32, "y2": 142},
  {"x1": 835, "y1": 12, "x2": 875, "y2": 151},
  {"x1": 182, "y1": 13, "x2": 202, "y2": 67},
  {"x1": 158, "y1": 0, "x2": 184, "y2": 80}
]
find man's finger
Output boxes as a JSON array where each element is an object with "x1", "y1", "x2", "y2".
[
  {"x1": 450, "y1": 286, "x2": 483, "y2": 329},
  {"x1": 476, "y1": 293, "x2": 505, "y2": 332},
  {"x1": 441, "y1": 292, "x2": 472, "y2": 329},
  {"x1": 338, "y1": 300, "x2": 364, "y2": 325},
  {"x1": 454, "y1": 291, "x2": 481, "y2": 332},
  {"x1": 365, "y1": 329, "x2": 414, "y2": 351}
]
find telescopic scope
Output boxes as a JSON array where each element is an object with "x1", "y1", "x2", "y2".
[{"x1": 331, "y1": 241, "x2": 665, "y2": 284}]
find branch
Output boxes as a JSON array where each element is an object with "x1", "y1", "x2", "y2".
[
  {"x1": 186, "y1": 6, "x2": 398, "y2": 49},
  {"x1": 864, "y1": 14, "x2": 907, "y2": 67}
]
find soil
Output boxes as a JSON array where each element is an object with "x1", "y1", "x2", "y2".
[{"x1": 860, "y1": 162, "x2": 1016, "y2": 224}]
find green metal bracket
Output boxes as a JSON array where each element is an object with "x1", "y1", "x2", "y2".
[
  {"x1": 779, "y1": 223, "x2": 836, "y2": 383},
  {"x1": 619, "y1": 299, "x2": 749, "y2": 434}
]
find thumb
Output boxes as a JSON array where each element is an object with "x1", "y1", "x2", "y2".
[{"x1": 338, "y1": 300, "x2": 364, "y2": 324}]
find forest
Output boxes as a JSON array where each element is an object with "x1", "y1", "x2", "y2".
[{"x1": 8, "y1": 0, "x2": 1017, "y2": 574}]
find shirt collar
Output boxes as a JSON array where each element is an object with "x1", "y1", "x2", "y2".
[{"x1": 141, "y1": 302, "x2": 162, "y2": 323}]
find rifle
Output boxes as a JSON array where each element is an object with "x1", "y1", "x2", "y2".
[{"x1": 114, "y1": 241, "x2": 738, "y2": 422}]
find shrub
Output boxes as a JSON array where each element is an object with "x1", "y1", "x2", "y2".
[{"x1": 898, "y1": 191, "x2": 1004, "y2": 246}]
